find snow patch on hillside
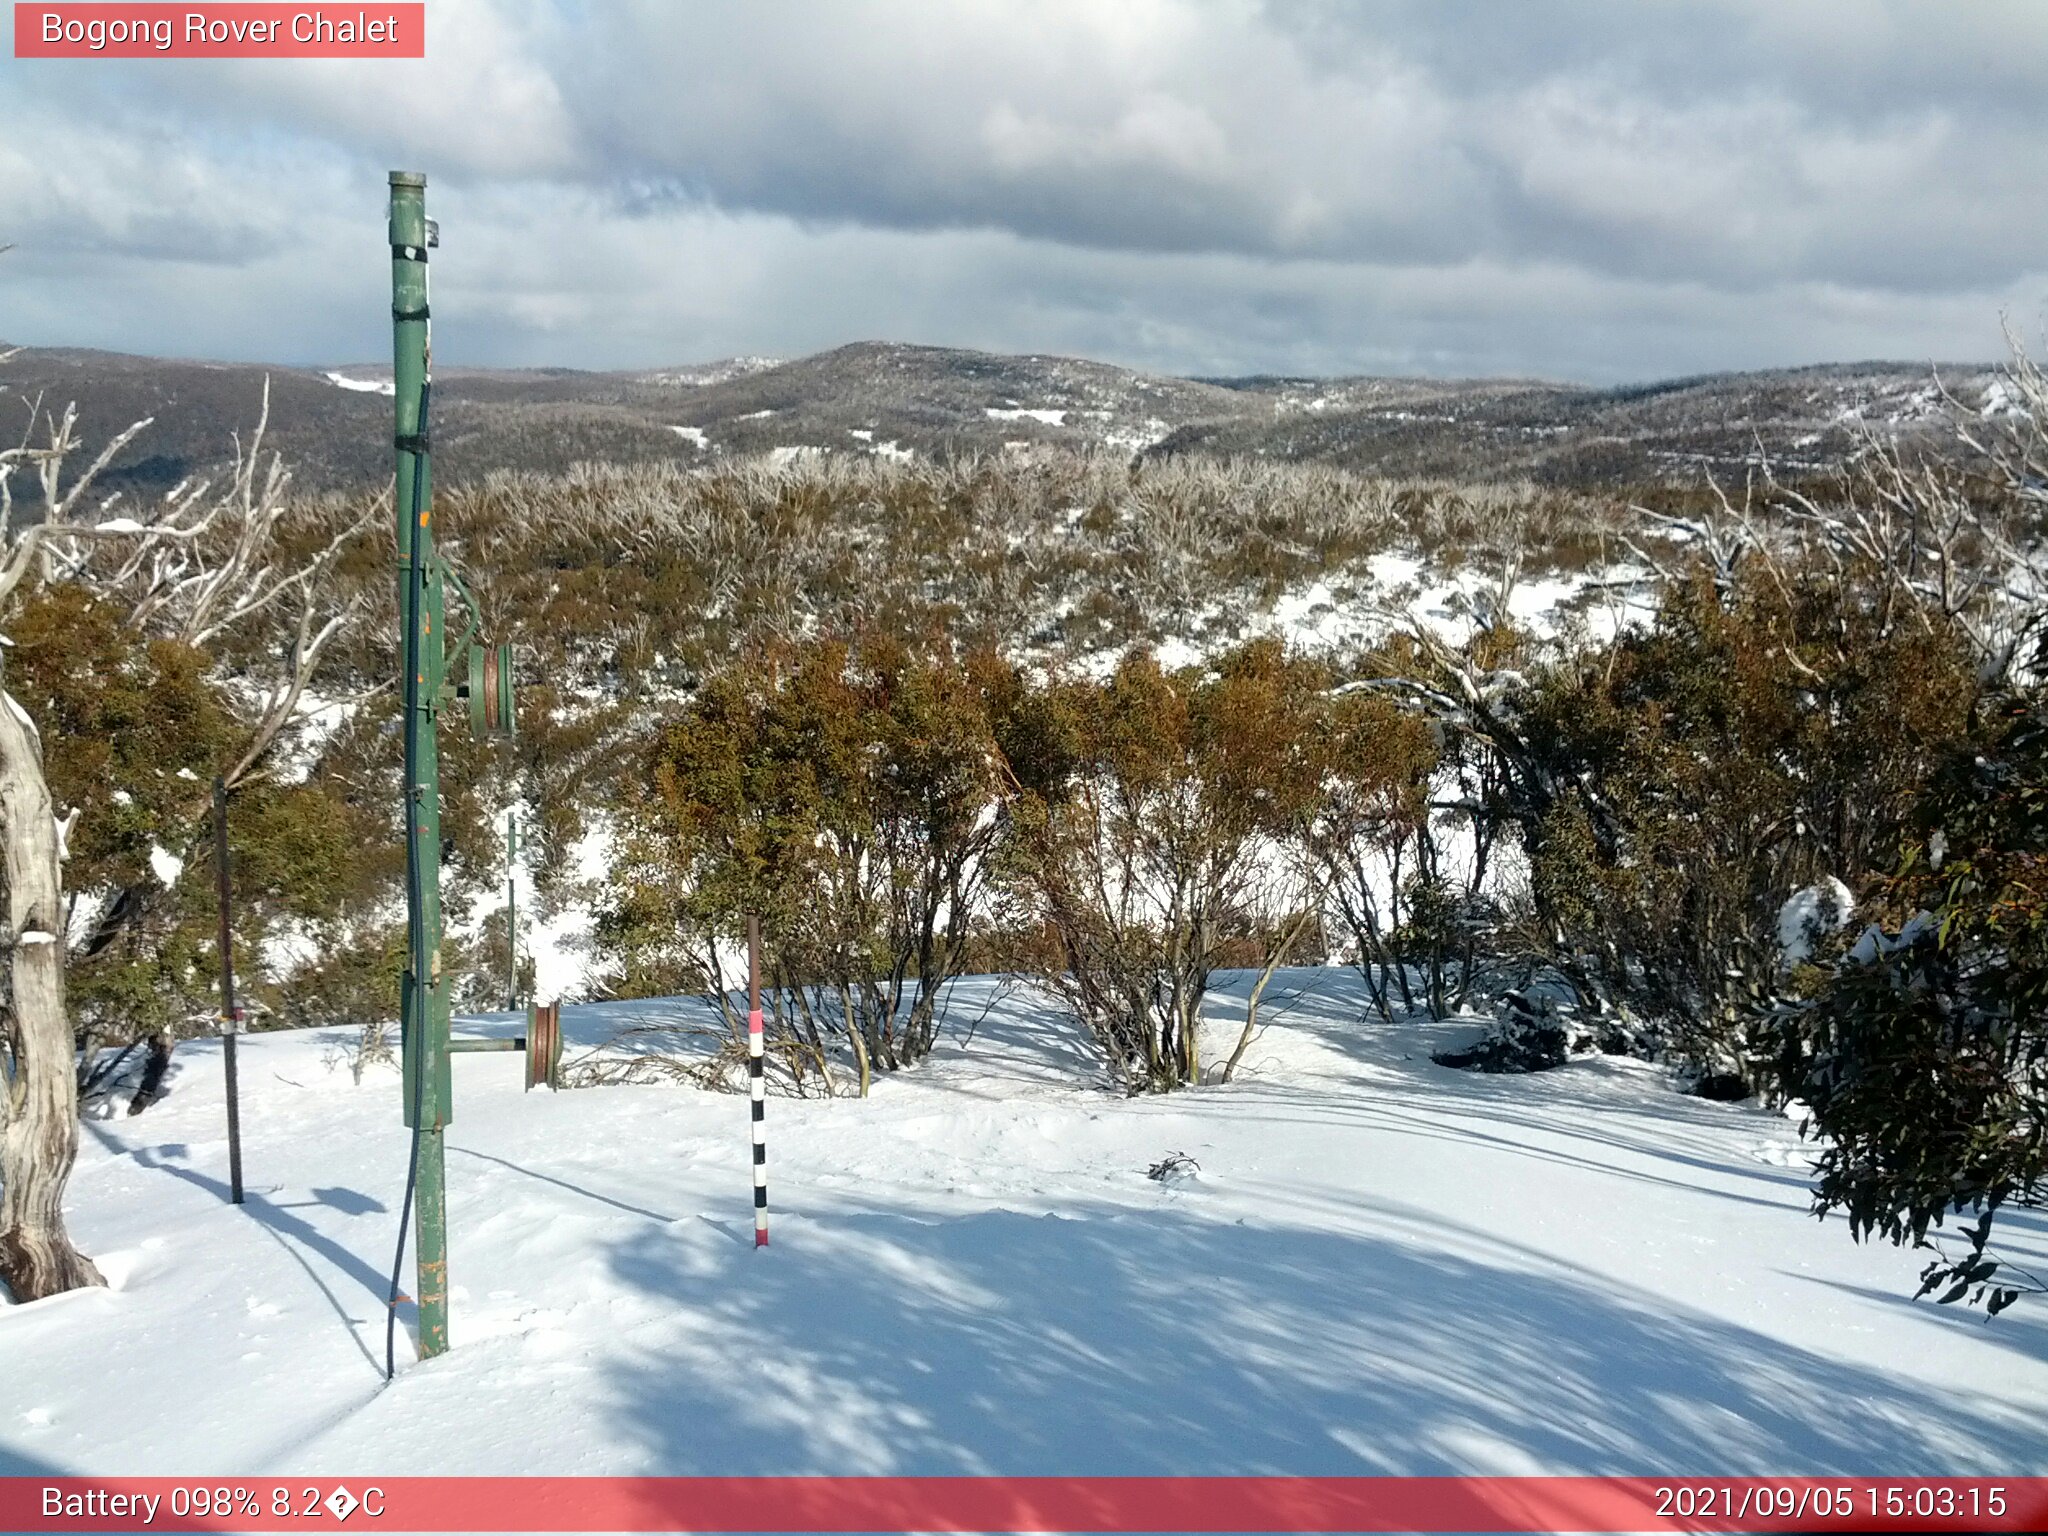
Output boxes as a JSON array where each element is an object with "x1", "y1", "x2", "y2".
[
  {"x1": 645, "y1": 358, "x2": 783, "y2": 388},
  {"x1": 1980, "y1": 379, "x2": 2027, "y2": 419},
  {"x1": 1102, "y1": 417, "x2": 1172, "y2": 452},
  {"x1": 323, "y1": 372, "x2": 394, "y2": 396}
]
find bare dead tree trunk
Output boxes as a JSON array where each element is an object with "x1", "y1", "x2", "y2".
[
  {"x1": 0, "y1": 382, "x2": 374, "y2": 1292},
  {"x1": 0, "y1": 694, "x2": 104, "y2": 1300}
]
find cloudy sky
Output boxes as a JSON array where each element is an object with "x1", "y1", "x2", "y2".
[{"x1": 4, "y1": 0, "x2": 2045, "y2": 383}]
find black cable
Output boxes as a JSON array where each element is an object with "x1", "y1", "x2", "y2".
[{"x1": 385, "y1": 377, "x2": 433, "y2": 1383}]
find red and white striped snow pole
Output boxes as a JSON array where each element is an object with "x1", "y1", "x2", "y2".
[{"x1": 747, "y1": 914, "x2": 768, "y2": 1248}]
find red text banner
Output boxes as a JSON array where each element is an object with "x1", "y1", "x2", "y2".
[
  {"x1": 4, "y1": 1476, "x2": 2047, "y2": 1533},
  {"x1": 13, "y1": 5, "x2": 425, "y2": 58}
]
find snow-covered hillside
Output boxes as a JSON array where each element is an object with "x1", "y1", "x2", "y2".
[
  {"x1": 5, "y1": 972, "x2": 2043, "y2": 1479},
  {"x1": 5, "y1": 342, "x2": 2012, "y2": 501}
]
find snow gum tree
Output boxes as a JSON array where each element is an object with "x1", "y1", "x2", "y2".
[
  {"x1": 607, "y1": 636, "x2": 1011, "y2": 1093},
  {"x1": 1363, "y1": 523, "x2": 1982, "y2": 1082},
  {"x1": 1009, "y1": 641, "x2": 1328, "y2": 1092},
  {"x1": 1296, "y1": 673, "x2": 1440, "y2": 1023},
  {"x1": 1770, "y1": 641, "x2": 2048, "y2": 1314},
  {"x1": 1507, "y1": 562, "x2": 1974, "y2": 1077},
  {"x1": 0, "y1": 391, "x2": 366, "y2": 1300}
]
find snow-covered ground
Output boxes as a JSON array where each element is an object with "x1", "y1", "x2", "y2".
[
  {"x1": 1129, "y1": 558, "x2": 1657, "y2": 674},
  {"x1": 6, "y1": 971, "x2": 2045, "y2": 1480}
]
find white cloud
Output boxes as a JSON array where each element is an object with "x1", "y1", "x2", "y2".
[{"x1": 2, "y1": 0, "x2": 2043, "y2": 381}]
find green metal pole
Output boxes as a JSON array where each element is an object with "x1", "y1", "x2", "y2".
[{"x1": 391, "y1": 170, "x2": 450, "y2": 1361}]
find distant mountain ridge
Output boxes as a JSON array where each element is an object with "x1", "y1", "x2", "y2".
[{"x1": 0, "y1": 339, "x2": 2009, "y2": 499}]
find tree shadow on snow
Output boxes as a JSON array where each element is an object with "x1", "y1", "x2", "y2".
[
  {"x1": 0, "y1": 1441, "x2": 68, "y2": 1476},
  {"x1": 583, "y1": 1196, "x2": 2046, "y2": 1479},
  {"x1": 1219, "y1": 1084, "x2": 1818, "y2": 1223},
  {"x1": 1783, "y1": 1272, "x2": 2048, "y2": 1362},
  {"x1": 85, "y1": 1127, "x2": 392, "y2": 1375},
  {"x1": 1217, "y1": 991, "x2": 1828, "y2": 1208}
]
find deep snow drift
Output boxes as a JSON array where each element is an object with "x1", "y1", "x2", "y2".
[{"x1": 4, "y1": 971, "x2": 2045, "y2": 1480}]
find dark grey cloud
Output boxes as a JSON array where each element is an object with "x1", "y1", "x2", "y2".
[{"x1": 2, "y1": 0, "x2": 2042, "y2": 382}]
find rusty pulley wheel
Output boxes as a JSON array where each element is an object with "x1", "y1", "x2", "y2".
[
  {"x1": 467, "y1": 641, "x2": 518, "y2": 741},
  {"x1": 526, "y1": 1000, "x2": 561, "y2": 1092}
]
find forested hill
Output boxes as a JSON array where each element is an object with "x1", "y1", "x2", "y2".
[{"x1": 0, "y1": 339, "x2": 2010, "y2": 498}]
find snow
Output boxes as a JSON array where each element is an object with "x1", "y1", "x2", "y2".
[
  {"x1": 94, "y1": 517, "x2": 146, "y2": 534},
  {"x1": 1265, "y1": 581, "x2": 1346, "y2": 648},
  {"x1": 1506, "y1": 575, "x2": 1589, "y2": 628},
  {"x1": 521, "y1": 819, "x2": 612, "y2": 1005},
  {"x1": 1108, "y1": 555, "x2": 1627, "y2": 673},
  {"x1": 1101, "y1": 416, "x2": 1172, "y2": 453},
  {"x1": 7, "y1": 969, "x2": 2044, "y2": 1479},
  {"x1": 985, "y1": 407, "x2": 1068, "y2": 426},
  {"x1": 259, "y1": 915, "x2": 328, "y2": 979},
  {"x1": 1847, "y1": 910, "x2": 1936, "y2": 965},
  {"x1": 1776, "y1": 878, "x2": 1855, "y2": 965},
  {"x1": 148, "y1": 844, "x2": 184, "y2": 889},
  {"x1": 1980, "y1": 379, "x2": 2026, "y2": 419},
  {"x1": 323, "y1": 372, "x2": 395, "y2": 397},
  {"x1": 843, "y1": 429, "x2": 914, "y2": 463},
  {"x1": 272, "y1": 691, "x2": 355, "y2": 783},
  {"x1": 645, "y1": 359, "x2": 782, "y2": 388},
  {"x1": 668, "y1": 426, "x2": 708, "y2": 449}
]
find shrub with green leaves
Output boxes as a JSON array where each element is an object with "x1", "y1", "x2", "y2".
[
  {"x1": 604, "y1": 636, "x2": 1012, "y2": 1092},
  {"x1": 1006, "y1": 641, "x2": 1332, "y2": 1091},
  {"x1": 1770, "y1": 659, "x2": 2048, "y2": 1314},
  {"x1": 1496, "y1": 560, "x2": 1975, "y2": 1076}
]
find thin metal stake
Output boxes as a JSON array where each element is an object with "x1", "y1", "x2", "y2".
[
  {"x1": 506, "y1": 810, "x2": 518, "y2": 1011},
  {"x1": 212, "y1": 775, "x2": 244, "y2": 1205},
  {"x1": 748, "y1": 914, "x2": 768, "y2": 1248}
]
